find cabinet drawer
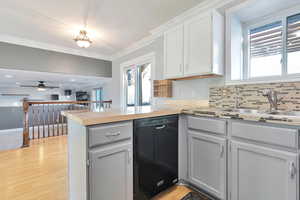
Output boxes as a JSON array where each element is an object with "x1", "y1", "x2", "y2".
[
  {"x1": 187, "y1": 116, "x2": 226, "y2": 135},
  {"x1": 230, "y1": 121, "x2": 298, "y2": 149},
  {"x1": 88, "y1": 121, "x2": 132, "y2": 147}
]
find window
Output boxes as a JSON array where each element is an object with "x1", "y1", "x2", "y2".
[
  {"x1": 231, "y1": 10, "x2": 300, "y2": 82},
  {"x1": 287, "y1": 13, "x2": 300, "y2": 74},
  {"x1": 249, "y1": 21, "x2": 283, "y2": 78},
  {"x1": 124, "y1": 63, "x2": 152, "y2": 107}
]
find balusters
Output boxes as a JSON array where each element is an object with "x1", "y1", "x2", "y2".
[
  {"x1": 42, "y1": 104, "x2": 45, "y2": 138},
  {"x1": 37, "y1": 104, "x2": 40, "y2": 139},
  {"x1": 23, "y1": 101, "x2": 112, "y2": 147},
  {"x1": 52, "y1": 104, "x2": 55, "y2": 137},
  {"x1": 47, "y1": 105, "x2": 50, "y2": 137}
]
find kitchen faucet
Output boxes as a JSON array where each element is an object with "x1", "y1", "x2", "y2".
[{"x1": 262, "y1": 89, "x2": 282, "y2": 112}]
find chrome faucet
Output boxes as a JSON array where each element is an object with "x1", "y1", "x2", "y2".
[{"x1": 262, "y1": 89, "x2": 282, "y2": 112}]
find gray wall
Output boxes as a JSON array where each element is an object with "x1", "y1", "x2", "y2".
[
  {"x1": 0, "y1": 107, "x2": 23, "y2": 130},
  {"x1": 0, "y1": 42, "x2": 112, "y2": 77},
  {"x1": 112, "y1": 36, "x2": 224, "y2": 108}
]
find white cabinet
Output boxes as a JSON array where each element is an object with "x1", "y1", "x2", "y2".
[
  {"x1": 163, "y1": 11, "x2": 224, "y2": 79},
  {"x1": 164, "y1": 25, "x2": 184, "y2": 79},
  {"x1": 230, "y1": 141, "x2": 298, "y2": 200},
  {"x1": 188, "y1": 130, "x2": 226, "y2": 199},
  {"x1": 89, "y1": 144, "x2": 133, "y2": 200}
]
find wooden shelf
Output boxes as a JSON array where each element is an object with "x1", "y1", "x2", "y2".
[
  {"x1": 153, "y1": 80, "x2": 172, "y2": 98},
  {"x1": 169, "y1": 74, "x2": 222, "y2": 81}
]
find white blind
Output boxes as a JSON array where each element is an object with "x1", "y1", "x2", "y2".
[
  {"x1": 249, "y1": 21, "x2": 283, "y2": 58},
  {"x1": 287, "y1": 14, "x2": 300, "y2": 53}
]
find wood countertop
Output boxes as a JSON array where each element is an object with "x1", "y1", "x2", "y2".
[{"x1": 62, "y1": 105, "x2": 182, "y2": 126}]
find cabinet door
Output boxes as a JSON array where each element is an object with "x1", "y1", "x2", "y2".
[
  {"x1": 230, "y1": 141, "x2": 298, "y2": 200},
  {"x1": 89, "y1": 144, "x2": 133, "y2": 200},
  {"x1": 188, "y1": 130, "x2": 226, "y2": 199},
  {"x1": 164, "y1": 25, "x2": 184, "y2": 79},
  {"x1": 184, "y1": 14, "x2": 212, "y2": 76}
]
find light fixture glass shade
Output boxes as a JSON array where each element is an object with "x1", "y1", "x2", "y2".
[
  {"x1": 37, "y1": 87, "x2": 46, "y2": 91},
  {"x1": 76, "y1": 40, "x2": 91, "y2": 48},
  {"x1": 74, "y1": 30, "x2": 92, "y2": 48}
]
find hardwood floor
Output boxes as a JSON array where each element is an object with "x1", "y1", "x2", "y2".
[
  {"x1": 0, "y1": 136, "x2": 192, "y2": 200},
  {"x1": 0, "y1": 136, "x2": 68, "y2": 200}
]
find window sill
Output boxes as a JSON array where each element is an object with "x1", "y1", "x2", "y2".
[{"x1": 226, "y1": 75, "x2": 300, "y2": 85}]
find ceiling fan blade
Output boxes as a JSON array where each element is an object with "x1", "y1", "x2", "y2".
[
  {"x1": 19, "y1": 85, "x2": 39, "y2": 88},
  {"x1": 45, "y1": 86, "x2": 60, "y2": 89}
]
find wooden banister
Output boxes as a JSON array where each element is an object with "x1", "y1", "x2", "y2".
[
  {"x1": 22, "y1": 100, "x2": 112, "y2": 147},
  {"x1": 22, "y1": 100, "x2": 30, "y2": 147}
]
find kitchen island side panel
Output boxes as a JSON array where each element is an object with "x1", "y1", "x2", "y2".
[{"x1": 68, "y1": 119, "x2": 88, "y2": 200}]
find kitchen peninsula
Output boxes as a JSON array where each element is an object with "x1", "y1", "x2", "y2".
[{"x1": 64, "y1": 104, "x2": 300, "y2": 200}]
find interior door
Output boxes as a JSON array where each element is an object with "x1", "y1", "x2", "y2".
[
  {"x1": 184, "y1": 14, "x2": 212, "y2": 76},
  {"x1": 89, "y1": 144, "x2": 133, "y2": 200},
  {"x1": 188, "y1": 130, "x2": 226, "y2": 199},
  {"x1": 164, "y1": 25, "x2": 184, "y2": 79},
  {"x1": 230, "y1": 141, "x2": 298, "y2": 200}
]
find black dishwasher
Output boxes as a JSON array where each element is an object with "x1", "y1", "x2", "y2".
[{"x1": 133, "y1": 115, "x2": 178, "y2": 200}]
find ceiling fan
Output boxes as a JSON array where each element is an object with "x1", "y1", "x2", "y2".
[{"x1": 20, "y1": 81, "x2": 59, "y2": 91}]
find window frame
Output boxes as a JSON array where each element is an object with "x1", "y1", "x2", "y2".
[
  {"x1": 243, "y1": 15, "x2": 288, "y2": 81},
  {"x1": 120, "y1": 52, "x2": 156, "y2": 108},
  {"x1": 227, "y1": 6, "x2": 300, "y2": 85}
]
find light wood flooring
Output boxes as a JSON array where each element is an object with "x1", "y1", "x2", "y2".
[{"x1": 0, "y1": 136, "x2": 193, "y2": 200}]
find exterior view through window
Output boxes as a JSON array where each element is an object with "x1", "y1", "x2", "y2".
[
  {"x1": 240, "y1": 12, "x2": 300, "y2": 81},
  {"x1": 249, "y1": 21, "x2": 283, "y2": 78},
  {"x1": 125, "y1": 63, "x2": 151, "y2": 107},
  {"x1": 287, "y1": 13, "x2": 300, "y2": 74}
]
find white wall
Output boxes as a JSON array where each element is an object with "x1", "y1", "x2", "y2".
[{"x1": 112, "y1": 36, "x2": 225, "y2": 108}]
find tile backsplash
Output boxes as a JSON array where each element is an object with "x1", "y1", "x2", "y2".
[{"x1": 209, "y1": 81, "x2": 300, "y2": 111}]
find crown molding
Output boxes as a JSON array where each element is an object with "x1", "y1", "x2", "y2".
[
  {"x1": 111, "y1": 34, "x2": 157, "y2": 61},
  {"x1": 112, "y1": 0, "x2": 238, "y2": 61},
  {"x1": 0, "y1": 34, "x2": 113, "y2": 61}
]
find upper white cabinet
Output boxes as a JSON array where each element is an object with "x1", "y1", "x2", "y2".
[
  {"x1": 164, "y1": 25, "x2": 184, "y2": 79},
  {"x1": 164, "y1": 11, "x2": 224, "y2": 79}
]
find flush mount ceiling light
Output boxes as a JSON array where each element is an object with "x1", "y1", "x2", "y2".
[{"x1": 74, "y1": 30, "x2": 92, "y2": 48}]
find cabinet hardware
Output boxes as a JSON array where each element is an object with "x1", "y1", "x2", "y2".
[
  {"x1": 289, "y1": 161, "x2": 297, "y2": 179},
  {"x1": 105, "y1": 131, "x2": 121, "y2": 137},
  {"x1": 220, "y1": 144, "x2": 224, "y2": 157},
  {"x1": 155, "y1": 125, "x2": 166, "y2": 130},
  {"x1": 179, "y1": 64, "x2": 183, "y2": 72}
]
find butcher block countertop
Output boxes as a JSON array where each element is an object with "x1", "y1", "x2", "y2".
[{"x1": 62, "y1": 105, "x2": 182, "y2": 126}]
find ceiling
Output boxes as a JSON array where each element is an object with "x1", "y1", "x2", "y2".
[
  {"x1": 0, "y1": 0, "x2": 205, "y2": 60},
  {"x1": 233, "y1": 0, "x2": 300, "y2": 22},
  {"x1": 0, "y1": 69, "x2": 111, "y2": 92}
]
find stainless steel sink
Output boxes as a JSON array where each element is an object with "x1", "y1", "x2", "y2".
[
  {"x1": 267, "y1": 111, "x2": 300, "y2": 116},
  {"x1": 222, "y1": 108, "x2": 261, "y2": 114},
  {"x1": 222, "y1": 109, "x2": 300, "y2": 117}
]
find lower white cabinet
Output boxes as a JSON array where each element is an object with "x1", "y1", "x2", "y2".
[
  {"x1": 188, "y1": 130, "x2": 226, "y2": 199},
  {"x1": 230, "y1": 141, "x2": 298, "y2": 200},
  {"x1": 89, "y1": 144, "x2": 133, "y2": 200}
]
